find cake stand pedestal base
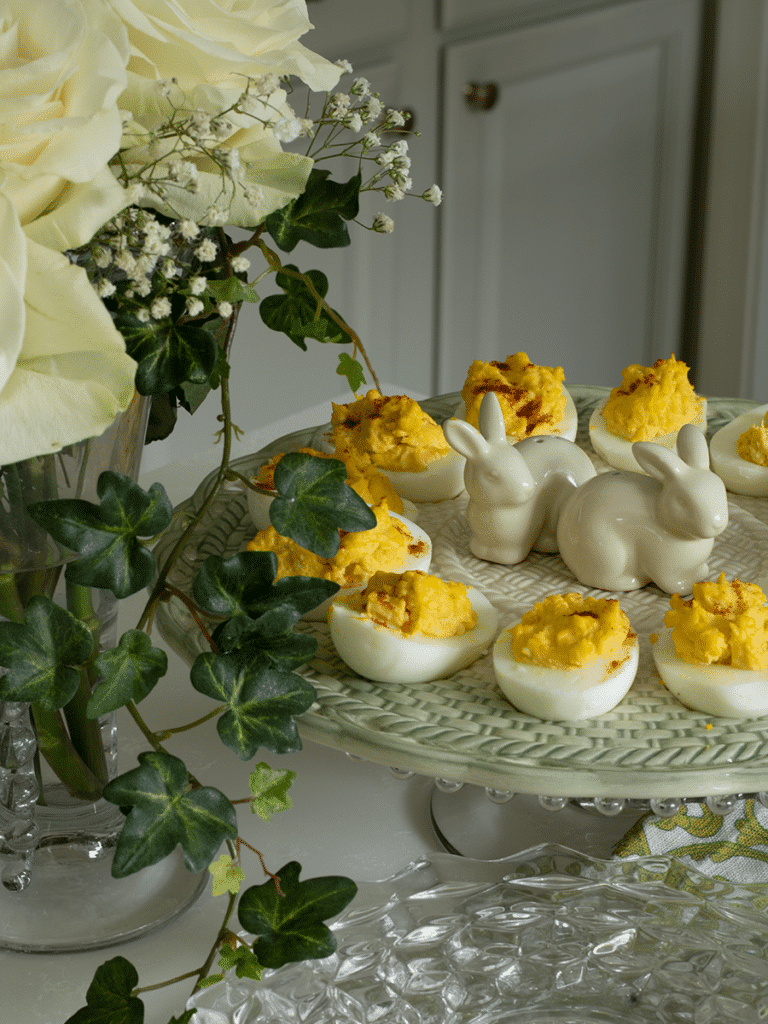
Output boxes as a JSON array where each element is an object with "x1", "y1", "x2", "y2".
[{"x1": 429, "y1": 784, "x2": 647, "y2": 861}]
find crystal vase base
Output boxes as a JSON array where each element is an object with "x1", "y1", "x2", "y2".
[{"x1": 0, "y1": 798, "x2": 206, "y2": 953}]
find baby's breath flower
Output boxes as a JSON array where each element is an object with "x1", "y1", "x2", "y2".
[
  {"x1": 136, "y1": 308, "x2": 151, "y2": 323},
  {"x1": 161, "y1": 259, "x2": 177, "y2": 279},
  {"x1": 423, "y1": 184, "x2": 443, "y2": 206},
  {"x1": 244, "y1": 185, "x2": 265, "y2": 208},
  {"x1": 362, "y1": 131, "x2": 380, "y2": 150},
  {"x1": 151, "y1": 297, "x2": 172, "y2": 319},
  {"x1": 189, "y1": 109, "x2": 211, "y2": 137},
  {"x1": 298, "y1": 118, "x2": 314, "y2": 137},
  {"x1": 335, "y1": 59, "x2": 353, "y2": 74},
  {"x1": 327, "y1": 92, "x2": 351, "y2": 122},
  {"x1": 179, "y1": 220, "x2": 200, "y2": 240},
  {"x1": 372, "y1": 213, "x2": 394, "y2": 234},
  {"x1": 96, "y1": 279, "x2": 116, "y2": 298},
  {"x1": 391, "y1": 140, "x2": 409, "y2": 156},
  {"x1": 186, "y1": 297, "x2": 204, "y2": 316},
  {"x1": 351, "y1": 77, "x2": 371, "y2": 97},
  {"x1": 364, "y1": 96, "x2": 383, "y2": 120},
  {"x1": 195, "y1": 238, "x2": 217, "y2": 262},
  {"x1": 215, "y1": 147, "x2": 241, "y2": 179},
  {"x1": 114, "y1": 250, "x2": 137, "y2": 274},
  {"x1": 217, "y1": 301, "x2": 234, "y2": 319},
  {"x1": 231, "y1": 255, "x2": 250, "y2": 273},
  {"x1": 210, "y1": 118, "x2": 233, "y2": 140},
  {"x1": 343, "y1": 112, "x2": 363, "y2": 133},
  {"x1": 384, "y1": 185, "x2": 404, "y2": 201},
  {"x1": 376, "y1": 150, "x2": 395, "y2": 167},
  {"x1": 93, "y1": 247, "x2": 111, "y2": 269},
  {"x1": 189, "y1": 275, "x2": 207, "y2": 295},
  {"x1": 155, "y1": 79, "x2": 174, "y2": 97},
  {"x1": 134, "y1": 277, "x2": 152, "y2": 298},
  {"x1": 273, "y1": 117, "x2": 302, "y2": 143},
  {"x1": 252, "y1": 73, "x2": 280, "y2": 97},
  {"x1": 124, "y1": 183, "x2": 145, "y2": 205},
  {"x1": 204, "y1": 204, "x2": 228, "y2": 226},
  {"x1": 385, "y1": 108, "x2": 406, "y2": 129}
]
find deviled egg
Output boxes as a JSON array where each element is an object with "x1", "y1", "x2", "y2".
[
  {"x1": 328, "y1": 570, "x2": 498, "y2": 683},
  {"x1": 589, "y1": 354, "x2": 707, "y2": 472},
  {"x1": 458, "y1": 352, "x2": 578, "y2": 441},
  {"x1": 709, "y1": 403, "x2": 768, "y2": 497},
  {"x1": 493, "y1": 593, "x2": 639, "y2": 720},
  {"x1": 329, "y1": 391, "x2": 465, "y2": 502},
  {"x1": 651, "y1": 574, "x2": 768, "y2": 716},
  {"x1": 246, "y1": 501, "x2": 431, "y2": 621}
]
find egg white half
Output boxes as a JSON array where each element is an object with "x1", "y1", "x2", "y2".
[
  {"x1": 303, "y1": 512, "x2": 432, "y2": 622},
  {"x1": 589, "y1": 396, "x2": 708, "y2": 472},
  {"x1": 454, "y1": 386, "x2": 578, "y2": 443},
  {"x1": 378, "y1": 448, "x2": 466, "y2": 502},
  {"x1": 709, "y1": 403, "x2": 768, "y2": 497},
  {"x1": 651, "y1": 627, "x2": 768, "y2": 717},
  {"x1": 492, "y1": 629, "x2": 639, "y2": 721},
  {"x1": 328, "y1": 586, "x2": 498, "y2": 684}
]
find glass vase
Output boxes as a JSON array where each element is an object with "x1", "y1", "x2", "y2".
[{"x1": 0, "y1": 395, "x2": 206, "y2": 952}]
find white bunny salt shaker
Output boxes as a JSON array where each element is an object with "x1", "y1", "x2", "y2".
[
  {"x1": 556, "y1": 423, "x2": 729, "y2": 594},
  {"x1": 443, "y1": 391, "x2": 597, "y2": 564}
]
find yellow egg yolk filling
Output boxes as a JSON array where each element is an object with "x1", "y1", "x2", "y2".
[
  {"x1": 736, "y1": 413, "x2": 768, "y2": 467},
  {"x1": 341, "y1": 570, "x2": 477, "y2": 638},
  {"x1": 601, "y1": 353, "x2": 703, "y2": 442},
  {"x1": 664, "y1": 573, "x2": 768, "y2": 670},
  {"x1": 461, "y1": 352, "x2": 566, "y2": 439},
  {"x1": 252, "y1": 447, "x2": 404, "y2": 514},
  {"x1": 509, "y1": 592, "x2": 633, "y2": 669},
  {"x1": 246, "y1": 501, "x2": 426, "y2": 587},
  {"x1": 330, "y1": 390, "x2": 451, "y2": 473}
]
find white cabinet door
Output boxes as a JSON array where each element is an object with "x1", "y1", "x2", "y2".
[{"x1": 438, "y1": 0, "x2": 702, "y2": 392}]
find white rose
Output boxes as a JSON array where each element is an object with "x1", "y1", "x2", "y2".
[
  {"x1": 107, "y1": 0, "x2": 342, "y2": 226},
  {"x1": 0, "y1": 0, "x2": 131, "y2": 249},
  {"x1": 0, "y1": 195, "x2": 137, "y2": 465}
]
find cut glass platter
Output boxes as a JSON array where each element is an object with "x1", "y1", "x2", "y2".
[
  {"x1": 153, "y1": 388, "x2": 768, "y2": 800},
  {"x1": 187, "y1": 843, "x2": 768, "y2": 1024}
]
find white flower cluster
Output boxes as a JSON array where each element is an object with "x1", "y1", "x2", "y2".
[{"x1": 82, "y1": 208, "x2": 237, "y2": 324}]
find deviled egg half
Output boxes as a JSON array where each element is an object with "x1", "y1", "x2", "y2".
[
  {"x1": 709, "y1": 403, "x2": 768, "y2": 497},
  {"x1": 327, "y1": 390, "x2": 465, "y2": 502},
  {"x1": 458, "y1": 352, "x2": 578, "y2": 441},
  {"x1": 589, "y1": 354, "x2": 707, "y2": 473},
  {"x1": 493, "y1": 593, "x2": 639, "y2": 720},
  {"x1": 651, "y1": 574, "x2": 768, "y2": 716},
  {"x1": 328, "y1": 569, "x2": 498, "y2": 683},
  {"x1": 246, "y1": 501, "x2": 431, "y2": 621}
]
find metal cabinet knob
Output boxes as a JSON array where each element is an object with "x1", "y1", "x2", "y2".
[{"x1": 463, "y1": 82, "x2": 498, "y2": 111}]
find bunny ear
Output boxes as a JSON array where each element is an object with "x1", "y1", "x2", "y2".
[
  {"x1": 676, "y1": 423, "x2": 710, "y2": 469},
  {"x1": 477, "y1": 391, "x2": 509, "y2": 443},
  {"x1": 632, "y1": 440, "x2": 686, "y2": 480},
  {"x1": 443, "y1": 417, "x2": 492, "y2": 461}
]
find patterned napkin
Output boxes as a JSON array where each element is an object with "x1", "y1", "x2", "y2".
[{"x1": 614, "y1": 798, "x2": 768, "y2": 883}]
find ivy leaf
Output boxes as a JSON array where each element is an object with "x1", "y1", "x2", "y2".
[
  {"x1": 205, "y1": 277, "x2": 260, "y2": 306},
  {"x1": 238, "y1": 862, "x2": 357, "y2": 969},
  {"x1": 102, "y1": 751, "x2": 238, "y2": 878},
  {"x1": 336, "y1": 352, "x2": 366, "y2": 393},
  {"x1": 213, "y1": 613, "x2": 318, "y2": 668},
  {"x1": 208, "y1": 853, "x2": 245, "y2": 896},
  {"x1": 115, "y1": 313, "x2": 218, "y2": 396},
  {"x1": 0, "y1": 596, "x2": 93, "y2": 710},
  {"x1": 249, "y1": 762, "x2": 297, "y2": 822},
  {"x1": 264, "y1": 168, "x2": 360, "y2": 251},
  {"x1": 271, "y1": 452, "x2": 376, "y2": 557},
  {"x1": 28, "y1": 472, "x2": 173, "y2": 598},
  {"x1": 189, "y1": 654, "x2": 316, "y2": 760},
  {"x1": 259, "y1": 267, "x2": 348, "y2": 350},
  {"x1": 64, "y1": 956, "x2": 143, "y2": 1024},
  {"x1": 193, "y1": 552, "x2": 338, "y2": 622},
  {"x1": 87, "y1": 630, "x2": 168, "y2": 717},
  {"x1": 218, "y1": 944, "x2": 264, "y2": 981}
]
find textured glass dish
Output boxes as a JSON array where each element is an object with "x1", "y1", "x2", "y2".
[
  {"x1": 153, "y1": 389, "x2": 768, "y2": 799},
  {"x1": 187, "y1": 844, "x2": 768, "y2": 1024}
]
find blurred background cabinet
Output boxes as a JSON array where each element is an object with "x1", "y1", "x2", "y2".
[{"x1": 145, "y1": 0, "x2": 768, "y2": 471}]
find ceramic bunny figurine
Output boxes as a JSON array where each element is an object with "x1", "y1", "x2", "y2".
[
  {"x1": 556, "y1": 423, "x2": 728, "y2": 594},
  {"x1": 443, "y1": 391, "x2": 597, "y2": 564}
]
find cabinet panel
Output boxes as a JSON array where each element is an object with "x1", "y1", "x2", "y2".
[{"x1": 438, "y1": 0, "x2": 702, "y2": 392}]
